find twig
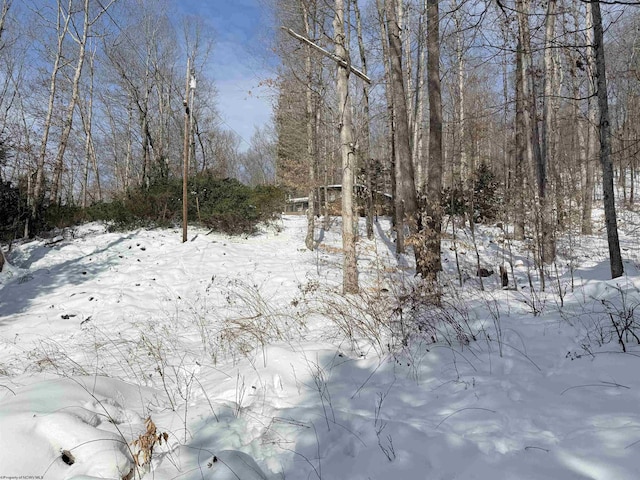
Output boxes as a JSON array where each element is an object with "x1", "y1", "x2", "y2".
[
  {"x1": 524, "y1": 445, "x2": 550, "y2": 452},
  {"x1": 435, "y1": 407, "x2": 497, "y2": 429},
  {"x1": 560, "y1": 381, "x2": 630, "y2": 396}
]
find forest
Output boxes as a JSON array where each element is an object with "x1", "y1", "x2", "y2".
[
  {"x1": 273, "y1": 0, "x2": 639, "y2": 295},
  {"x1": 0, "y1": 0, "x2": 637, "y2": 294}
]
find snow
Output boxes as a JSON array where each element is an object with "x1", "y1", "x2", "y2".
[{"x1": 1, "y1": 212, "x2": 640, "y2": 479}]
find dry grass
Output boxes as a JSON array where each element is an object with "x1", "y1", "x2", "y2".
[{"x1": 131, "y1": 417, "x2": 169, "y2": 469}]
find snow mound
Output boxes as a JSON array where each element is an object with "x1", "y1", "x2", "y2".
[{"x1": 0, "y1": 376, "x2": 147, "y2": 479}]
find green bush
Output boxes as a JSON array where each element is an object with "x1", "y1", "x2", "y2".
[
  {"x1": 472, "y1": 163, "x2": 501, "y2": 222},
  {"x1": 0, "y1": 181, "x2": 29, "y2": 241},
  {"x1": 442, "y1": 184, "x2": 468, "y2": 218},
  {"x1": 250, "y1": 185, "x2": 285, "y2": 222},
  {"x1": 441, "y1": 163, "x2": 502, "y2": 223},
  {"x1": 2, "y1": 175, "x2": 284, "y2": 237},
  {"x1": 85, "y1": 200, "x2": 135, "y2": 228},
  {"x1": 43, "y1": 204, "x2": 84, "y2": 229},
  {"x1": 94, "y1": 176, "x2": 284, "y2": 235}
]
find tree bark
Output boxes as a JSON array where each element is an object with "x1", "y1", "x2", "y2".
[
  {"x1": 591, "y1": 0, "x2": 624, "y2": 278},
  {"x1": 376, "y1": 0, "x2": 397, "y2": 233},
  {"x1": 303, "y1": 2, "x2": 316, "y2": 251},
  {"x1": 33, "y1": 0, "x2": 72, "y2": 220},
  {"x1": 540, "y1": 0, "x2": 557, "y2": 264},
  {"x1": 81, "y1": 48, "x2": 100, "y2": 208},
  {"x1": 335, "y1": 0, "x2": 358, "y2": 293},
  {"x1": 452, "y1": 0, "x2": 467, "y2": 186},
  {"x1": 354, "y1": 0, "x2": 374, "y2": 239},
  {"x1": 412, "y1": 0, "x2": 426, "y2": 190},
  {"x1": 514, "y1": 35, "x2": 526, "y2": 241},
  {"x1": 582, "y1": 0, "x2": 597, "y2": 234},
  {"x1": 423, "y1": 0, "x2": 444, "y2": 281},
  {"x1": 385, "y1": 0, "x2": 418, "y2": 256}
]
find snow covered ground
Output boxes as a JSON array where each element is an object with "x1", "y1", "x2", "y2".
[{"x1": 1, "y1": 211, "x2": 640, "y2": 479}]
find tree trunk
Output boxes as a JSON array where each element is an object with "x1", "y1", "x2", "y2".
[
  {"x1": 303, "y1": 3, "x2": 316, "y2": 251},
  {"x1": 540, "y1": 0, "x2": 557, "y2": 264},
  {"x1": 376, "y1": 0, "x2": 398, "y2": 235},
  {"x1": 514, "y1": 35, "x2": 526, "y2": 241},
  {"x1": 591, "y1": 0, "x2": 624, "y2": 278},
  {"x1": 354, "y1": 0, "x2": 374, "y2": 239},
  {"x1": 50, "y1": 0, "x2": 111, "y2": 204},
  {"x1": 412, "y1": 0, "x2": 426, "y2": 190},
  {"x1": 582, "y1": 0, "x2": 597, "y2": 234},
  {"x1": 81, "y1": 48, "x2": 99, "y2": 208},
  {"x1": 335, "y1": 0, "x2": 358, "y2": 293},
  {"x1": 385, "y1": 0, "x2": 418, "y2": 257},
  {"x1": 452, "y1": 0, "x2": 467, "y2": 187},
  {"x1": 422, "y1": 0, "x2": 443, "y2": 281},
  {"x1": 33, "y1": 0, "x2": 72, "y2": 219}
]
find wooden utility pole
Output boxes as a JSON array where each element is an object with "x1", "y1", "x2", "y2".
[{"x1": 182, "y1": 56, "x2": 192, "y2": 243}]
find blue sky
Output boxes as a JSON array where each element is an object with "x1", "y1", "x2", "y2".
[{"x1": 177, "y1": 0, "x2": 276, "y2": 151}]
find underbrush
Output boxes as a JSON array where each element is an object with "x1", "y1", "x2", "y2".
[
  {"x1": 292, "y1": 276, "x2": 479, "y2": 359},
  {"x1": 565, "y1": 282, "x2": 640, "y2": 355},
  {"x1": 2, "y1": 175, "x2": 285, "y2": 237}
]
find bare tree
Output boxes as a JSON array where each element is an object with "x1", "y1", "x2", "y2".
[
  {"x1": 80, "y1": 45, "x2": 100, "y2": 208},
  {"x1": 353, "y1": 0, "x2": 374, "y2": 239},
  {"x1": 422, "y1": 0, "x2": 444, "y2": 282},
  {"x1": 582, "y1": 0, "x2": 597, "y2": 235},
  {"x1": 335, "y1": 0, "x2": 358, "y2": 293},
  {"x1": 302, "y1": 0, "x2": 318, "y2": 251},
  {"x1": 0, "y1": 0, "x2": 12, "y2": 49},
  {"x1": 385, "y1": 0, "x2": 417, "y2": 255},
  {"x1": 590, "y1": 0, "x2": 623, "y2": 278},
  {"x1": 32, "y1": 0, "x2": 73, "y2": 223},
  {"x1": 242, "y1": 126, "x2": 277, "y2": 186}
]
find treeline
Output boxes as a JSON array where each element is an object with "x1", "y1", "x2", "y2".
[
  {"x1": 272, "y1": 0, "x2": 639, "y2": 291},
  {"x1": 0, "y1": 0, "x2": 277, "y2": 238}
]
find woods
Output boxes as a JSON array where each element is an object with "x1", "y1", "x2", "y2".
[
  {"x1": 0, "y1": 0, "x2": 276, "y2": 238},
  {"x1": 274, "y1": 0, "x2": 633, "y2": 287},
  {"x1": 0, "y1": 0, "x2": 637, "y2": 285}
]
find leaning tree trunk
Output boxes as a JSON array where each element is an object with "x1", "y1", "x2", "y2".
[{"x1": 591, "y1": 0, "x2": 624, "y2": 278}]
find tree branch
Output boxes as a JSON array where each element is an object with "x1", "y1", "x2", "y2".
[{"x1": 280, "y1": 26, "x2": 371, "y2": 85}]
